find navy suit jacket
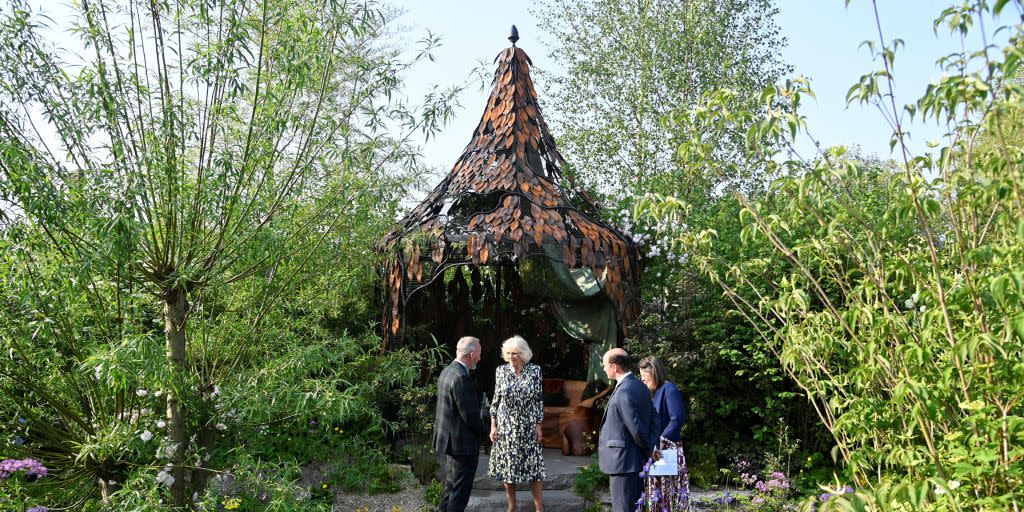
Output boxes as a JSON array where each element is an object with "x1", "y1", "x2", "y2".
[
  {"x1": 433, "y1": 361, "x2": 483, "y2": 456},
  {"x1": 598, "y1": 373, "x2": 658, "y2": 475},
  {"x1": 653, "y1": 381, "x2": 687, "y2": 442}
]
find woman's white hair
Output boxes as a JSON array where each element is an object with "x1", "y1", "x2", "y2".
[{"x1": 501, "y1": 335, "x2": 533, "y2": 363}]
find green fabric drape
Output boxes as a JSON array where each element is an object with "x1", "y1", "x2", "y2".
[{"x1": 519, "y1": 246, "x2": 619, "y2": 382}]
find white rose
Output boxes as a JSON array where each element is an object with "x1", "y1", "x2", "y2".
[
  {"x1": 157, "y1": 420, "x2": 167, "y2": 428},
  {"x1": 136, "y1": 389, "x2": 148, "y2": 397},
  {"x1": 140, "y1": 430, "x2": 153, "y2": 442}
]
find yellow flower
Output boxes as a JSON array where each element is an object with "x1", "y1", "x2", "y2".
[
  {"x1": 391, "y1": 507, "x2": 402, "y2": 512},
  {"x1": 321, "y1": 483, "x2": 328, "y2": 489},
  {"x1": 223, "y1": 497, "x2": 242, "y2": 510}
]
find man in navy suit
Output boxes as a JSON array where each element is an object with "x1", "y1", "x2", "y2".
[
  {"x1": 434, "y1": 336, "x2": 483, "y2": 512},
  {"x1": 598, "y1": 348, "x2": 658, "y2": 512}
]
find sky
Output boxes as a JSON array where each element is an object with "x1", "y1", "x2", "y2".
[
  {"x1": 395, "y1": 0, "x2": 1019, "y2": 171},
  {"x1": 13, "y1": 0, "x2": 1018, "y2": 172}
]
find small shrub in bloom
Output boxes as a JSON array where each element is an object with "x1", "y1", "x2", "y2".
[{"x1": 0, "y1": 459, "x2": 48, "y2": 479}]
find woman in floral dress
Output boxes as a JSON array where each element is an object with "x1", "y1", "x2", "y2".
[{"x1": 488, "y1": 335, "x2": 547, "y2": 512}]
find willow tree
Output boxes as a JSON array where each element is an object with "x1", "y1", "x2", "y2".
[{"x1": 0, "y1": 0, "x2": 450, "y2": 505}]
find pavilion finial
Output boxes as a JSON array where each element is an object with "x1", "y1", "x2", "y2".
[{"x1": 508, "y1": 25, "x2": 520, "y2": 46}]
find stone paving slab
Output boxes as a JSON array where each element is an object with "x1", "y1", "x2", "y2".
[
  {"x1": 465, "y1": 448, "x2": 754, "y2": 511},
  {"x1": 473, "y1": 448, "x2": 592, "y2": 491},
  {"x1": 466, "y1": 489, "x2": 583, "y2": 512}
]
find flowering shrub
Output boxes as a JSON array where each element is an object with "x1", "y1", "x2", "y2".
[
  {"x1": 0, "y1": 459, "x2": 48, "y2": 480},
  {"x1": 0, "y1": 458, "x2": 49, "y2": 512},
  {"x1": 743, "y1": 470, "x2": 793, "y2": 511}
]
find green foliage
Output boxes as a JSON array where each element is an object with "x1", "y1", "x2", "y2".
[
  {"x1": 572, "y1": 462, "x2": 609, "y2": 510},
  {"x1": 642, "y1": 0, "x2": 1024, "y2": 509},
  {"x1": 0, "y1": 0, "x2": 453, "y2": 507},
  {"x1": 534, "y1": 0, "x2": 790, "y2": 199},
  {"x1": 539, "y1": 0, "x2": 813, "y2": 477},
  {"x1": 423, "y1": 478, "x2": 443, "y2": 510}
]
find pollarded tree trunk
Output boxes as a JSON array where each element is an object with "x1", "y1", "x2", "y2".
[{"x1": 163, "y1": 287, "x2": 189, "y2": 507}]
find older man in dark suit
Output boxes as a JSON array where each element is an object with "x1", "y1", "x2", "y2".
[
  {"x1": 599, "y1": 348, "x2": 658, "y2": 512},
  {"x1": 434, "y1": 336, "x2": 483, "y2": 512}
]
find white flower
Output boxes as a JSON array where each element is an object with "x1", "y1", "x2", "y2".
[
  {"x1": 919, "y1": 305, "x2": 926, "y2": 312},
  {"x1": 108, "y1": 479, "x2": 117, "y2": 485},
  {"x1": 904, "y1": 299, "x2": 914, "y2": 309},
  {"x1": 157, "y1": 420, "x2": 167, "y2": 428},
  {"x1": 140, "y1": 430, "x2": 154, "y2": 442},
  {"x1": 948, "y1": 480, "x2": 961, "y2": 489},
  {"x1": 215, "y1": 423, "x2": 227, "y2": 431},
  {"x1": 211, "y1": 385, "x2": 221, "y2": 397},
  {"x1": 935, "y1": 486, "x2": 947, "y2": 495},
  {"x1": 155, "y1": 470, "x2": 175, "y2": 487},
  {"x1": 153, "y1": 390, "x2": 163, "y2": 398},
  {"x1": 136, "y1": 389, "x2": 148, "y2": 397},
  {"x1": 912, "y1": 293, "x2": 919, "y2": 302}
]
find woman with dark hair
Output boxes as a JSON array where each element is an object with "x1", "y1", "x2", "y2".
[
  {"x1": 638, "y1": 356, "x2": 686, "y2": 441},
  {"x1": 638, "y1": 356, "x2": 690, "y2": 510}
]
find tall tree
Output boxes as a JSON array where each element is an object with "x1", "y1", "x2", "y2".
[
  {"x1": 0, "y1": 0, "x2": 452, "y2": 505},
  {"x1": 534, "y1": 0, "x2": 791, "y2": 202}
]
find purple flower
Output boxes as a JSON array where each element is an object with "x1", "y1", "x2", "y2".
[
  {"x1": 755, "y1": 480, "x2": 767, "y2": 492},
  {"x1": 752, "y1": 497, "x2": 765, "y2": 504},
  {"x1": 844, "y1": 485, "x2": 854, "y2": 493},
  {"x1": 26, "y1": 507, "x2": 49, "y2": 512},
  {"x1": 0, "y1": 459, "x2": 48, "y2": 480},
  {"x1": 820, "y1": 492, "x2": 832, "y2": 502}
]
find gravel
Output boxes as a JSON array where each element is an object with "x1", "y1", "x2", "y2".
[{"x1": 332, "y1": 466, "x2": 429, "y2": 512}]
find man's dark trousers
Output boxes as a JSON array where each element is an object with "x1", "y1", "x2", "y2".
[
  {"x1": 609, "y1": 472, "x2": 641, "y2": 512},
  {"x1": 438, "y1": 452, "x2": 478, "y2": 512}
]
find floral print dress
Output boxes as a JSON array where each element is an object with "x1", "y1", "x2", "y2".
[{"x1": 487, "y1": 363, "x2": 547, "y2": 484}]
